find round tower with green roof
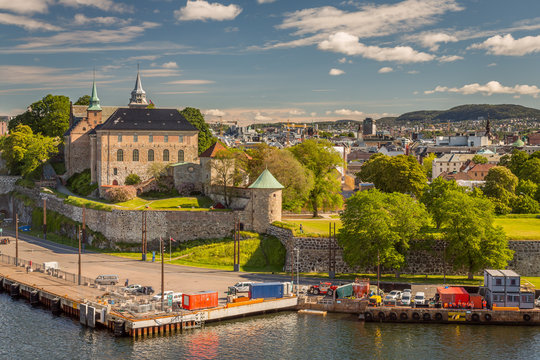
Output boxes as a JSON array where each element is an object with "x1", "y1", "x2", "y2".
[{"x1": 248, "y1": 169, "x2": 284, "y2": 232}]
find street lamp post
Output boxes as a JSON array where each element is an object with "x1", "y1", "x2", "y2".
[{"x1": 294, "y1": 247, "x2": 299, "y2": 296}]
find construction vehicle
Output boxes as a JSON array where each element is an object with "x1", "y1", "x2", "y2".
[
  {"x1": 369, "y1": 295, "x2": 382, "y2": 306},
  {"x1": 308, "y1": 282, "x2": 338, "y2": 296}
]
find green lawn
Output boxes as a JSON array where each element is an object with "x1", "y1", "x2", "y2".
[
  {"x1": 107, "y1": 232, "x2": 286, "y2": 272},
  {"x1": 282, "y1": 215, "x2": 540, "y2": 240}
]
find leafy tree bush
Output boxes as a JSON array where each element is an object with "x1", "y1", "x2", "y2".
[
  {"x1": 125, "y1": 173, "x2": 141, "y2": 185},
  {"x1": 179, "y1": 107, "x2": 215, "y2": 155},
  {"x1": 512, "y1": 195, "x2": 540, "y2": 214},
  {"x1": 66, "y1": 169, "x2": 98, "y2": 196},
  {"x1": 74, "y1": 95, "x2": 90, "y2": 105},
  {"x1": 472, "y1": 155, "x2": 488, "y2": 164},
  {"x1": 104, "y1": 186, "x2": 137, "y2": 203}
]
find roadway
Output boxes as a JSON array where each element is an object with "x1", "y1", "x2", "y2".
[{"x1": 0, "y1": 231, "x2": 324, "y2": 296}]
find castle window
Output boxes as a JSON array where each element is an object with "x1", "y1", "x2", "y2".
[
  {"x1": 164, "y1": 135, "x2": 168, "y2": 143},
  {"x1": 133, "y1": 134, "x2": 138, "y2": 142},
  {"x1": 118, "y1": 134, "x2": 122, "y2": 142},
  {"x1": 178, "y1": 150, "x2": 184, "y2": 162},
  {"x1": 133, "y1": 149, "x2": 139, "y2": 162},
  {"x1": 163, "y1": 149, "x2": 169, "y2": 162},
  {"x1": 149, "y1": 135, "x2": 153, "y2": 142},
  {"x1": 148, "y1": 149, "x2": 154, "y2": 161},
  {"x1": 178, "y1": 135, "x2": 184, "y2": 143},
  {"x1": 113, "y1": 168, "x2": 118, "y2": 175},
  {"x1": 117, "y1": 149, "x2": 124, "y2": 161}
]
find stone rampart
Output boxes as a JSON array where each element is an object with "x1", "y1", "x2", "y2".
[
  {"x1": 0, "y1": 176, "x2": 20, "y2": 194},
  {"x1": 267, "y1": 225, "x2": 540, "y2": 277}
]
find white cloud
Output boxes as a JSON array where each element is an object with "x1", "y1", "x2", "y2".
[
  {"x1": 141, "y1": 68, "x2": 181, "y2": 77},
  {"x1": 73, "y1": 13, "x2": 130, "y2": 26},
  {"x1": 165, "y1": 79, "x2": 214, "y2": 85},
  {"x1": 0, "y1": 65, "x2": 109, "y2": 85},
  {"x1": 0, "y1": 13, "x2": 61, "y2": 31},
  {"x1": 408, "y1": 70, "x2": 419, "y2": 74},
  {"x1": 338, "y1": 57, "x2": 347, "y2": 63},
  {"x1": 161, "y1": 61, "x2": 178, "y2": 69},
  {"x1": 335, "y1": 109, "x2": 364, "y2": 116},
  {"x1": 224, "y1": 26, "x2": 239, "y2": 32},
  {"x1": 254, "y1": 112, "x2": 272, "y2": 122},
  {"x1": 17, "y1": 22, "x2": 159, "y2": 49},
  {"x1": 488, "y1": 62, "x2": 497, "y2": 67},
  {"x1": 438, "y1": 55, "x2": 463, "y2": 62},
  {"x1": 204, "y1": 109, "x2": 226, "y2": 117},
  {"x1": 310, "y1": 112, "x2": 317, "y2": 117},
  {"x1": 419, "y1": 32, "x2": 458, "y2": 51},
  {"x1": 470, "y1": 33, "x2": 540, "y2": 56},
  {"x1": 329, "y1": 68, "x2": 345, "y2": 76},
  {"x1": 58, "y1": 0, "x2": 133, "y2": 13},
  {"x1": 175, "y1": 0, "x2": 242, "y2": 21},
  {"x1": 319, "y1": 32, "x2": 434, "y2": 63},
  {"x1": 0, "y1": 0, "x2": 52, "y2": 14},
  {"x1": 289, "y1": 109, "x2": 306, "y2": 115},
  {"x1": 257, "y1": 0, "x2": 275, "y2": 3},
  {"x1": 156, "y1": 91, "x2": 206, "y2": 95},
  {"x1": 378, "y1": 66, "x2": 393, "y2": 73},
  {"x1": 127, "y1": 55, "x2": 160, "y2": 61},
  {"x1": 267, "y1": 0, "x2": 463, "y2": 49},
  {"x1": 424, "y1": 81, "x2": 540, "y2": 97}
]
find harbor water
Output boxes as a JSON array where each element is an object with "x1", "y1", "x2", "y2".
[{"x1": 2, "y1": 294, "x2": 540, "y2": 360}]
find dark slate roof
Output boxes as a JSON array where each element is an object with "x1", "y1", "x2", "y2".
[{"x1": 98, "y1": 108, "x2": 198, "y2": 132}]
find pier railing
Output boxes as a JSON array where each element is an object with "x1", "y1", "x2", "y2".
[{"x1": 0, "y1": 254, "x2": 98, "y2": 287}]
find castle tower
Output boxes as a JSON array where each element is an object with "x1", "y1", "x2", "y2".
[
  {"x1": 248, "y1": 169, "x2": 284, "y2": 232},
  {"x1": 128, "y1": 65, "x2": 148, "y2": 108},
  {"x1": 87, "y1": 78, "x2": 102, "y2": 125}
]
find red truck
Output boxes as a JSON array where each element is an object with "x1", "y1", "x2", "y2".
[{"x1": 308, "y1": 282, "x2": 338, "y2": 296}]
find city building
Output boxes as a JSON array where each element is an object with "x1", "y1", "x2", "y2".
[
  {"x1": 484, "y1": 269, "x2": 534, "y2": 309},
  {"x1": 432, "y1": 153, "x2": 501, "y2": 179},
  {"x1": 362, "y1": 118, "x2": 376, "y2": 136}
]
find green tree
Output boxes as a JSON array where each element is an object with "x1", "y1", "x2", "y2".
[
  {"x1": 420, "y1": 177, "x2": 463, "y2": 228},
  {"x1": 289, "y1": 139, "x2": 343, "y2": 217},
  {"x1": 211, "y1": 148, "x2": 248, "y2": 207},
  {"x1": 472, "y1": 154, "x2": 488, "y2": 164},
  {"x1": 125, "y1": 173, "x2": 142, "y2": 185},
  {"x1": 74, "y1": 95, "x2": 90, "y2": 105},
  {"x1": 512, "y1": 195, "x2": 540, "y2": 214},
  {"x1": 358, "y1": 153, "x2": 427, "y2": 197},
  {"x1": 516, "y1": 179, "x2": 537, "y2": 198},
  {"x1": 179, "y1": 107, "x2": 215, "y2": 155},
  {"x1": 0, "y1": 124, "x2": 59, "y2": 176},
  {"x1": 483, "y1": 166, "x2": 518, "y2": 214},
  {"x1": 499, "y1": 149, "x2": 528, "y2": 176},
  {"x1": 9, "y1": 94, "x2": 70, "y2": 138},
  {"x1": 247, "y1": 144, "x2": 314, "y2": 212},
  {"x1": 422, "y1": 153, "x2": 437, "y2": 179},
  {"x1": 438, "y1": 190, "x2": 514, "y2": 279},
  {"x1": 338, "y1": 190, "x2": 429, "y2": 274},
  {"x1": 518, "y1": 158, "x2": 540, "y2": 184}
]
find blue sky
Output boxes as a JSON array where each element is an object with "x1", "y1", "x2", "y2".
[{"x1": 1, "y1": 0, "x2": 540, "y2": 124}]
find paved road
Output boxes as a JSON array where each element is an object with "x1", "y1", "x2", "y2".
[{"x1": 1, "y1": 231, "x2": 327, "y2": 296}]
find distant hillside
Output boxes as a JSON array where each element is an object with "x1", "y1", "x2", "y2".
[{"x1": 397, "y1": 104, "x2": 540, "y2": 123}]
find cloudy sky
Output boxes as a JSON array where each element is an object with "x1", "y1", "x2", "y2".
[{"x1": 1, "y1": 0, "x2": 540, "y2": 124}]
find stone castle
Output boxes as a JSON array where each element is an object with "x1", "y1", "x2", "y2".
[{"x1": 62, "y1": 70, "x2": 283, "y2": 233}]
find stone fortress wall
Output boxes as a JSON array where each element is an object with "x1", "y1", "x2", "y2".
[
  {"x1": 0, "y1": 176, "x2": 20, "y2": 195},
  {"x1": 267, "y1": 225, "x2": 540, "y2": 277}
]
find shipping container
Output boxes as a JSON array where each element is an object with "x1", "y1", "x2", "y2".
[
  {"x1": 352, "y1": 281, "x2": 370, "y2": 298},
  {"x1": 336, "y1": 284, "x2": 353, "y2": 299},
  {"x1": 182, "y1": 291, "x2": 219, "y2": 310},
  {"x1": 469, "y1": 294, "x2": 483, "y2": 309},
  {"x1": 437, "y1": 287, "x2": 470, "y2": 305},
  {"x1": 282, "y1": 282, "x2": 293, "y2": 296},
  {"x1": 249, "y1": 282, "x2": 284, "y2": 299}
]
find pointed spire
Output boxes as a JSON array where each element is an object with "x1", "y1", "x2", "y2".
[
  {"x1": 87, "y1": 69, "x2": 102, "y2": 111},
  {"x1": 129, "y1": 64, "x2": 148, "y2": 108}
]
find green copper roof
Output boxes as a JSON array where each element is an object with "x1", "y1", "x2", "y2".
[
  {"x1": 513, "y1": 139, "x2": 525, "y2": 147},
  {"x1": 87, "y1": 80, "x2": 102, "y2": 111},
  {"x1": 248, "y1": 169, "x2": 284, "y2": 189}
]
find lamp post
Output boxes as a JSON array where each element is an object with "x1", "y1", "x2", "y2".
[
  {"x1": 43, "y1": 197, "x2": 47, "y2": 240},
  {"x1": 294, "y1": 247, "x2": 299, "y2": 296},
  {"x1": 78, "y1": 225, "x2": 82, "y2": 285},
  {"x1": 161, "y1": 236, "x2": 164, "y2": 311}
]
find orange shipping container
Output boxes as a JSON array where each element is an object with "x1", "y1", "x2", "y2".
[
  {"x1": 469, "y1": 294, "x2": 483, "y2": 309},
  {"x1": 182, "y1": 291, "x2": 219, "y2": 311}
]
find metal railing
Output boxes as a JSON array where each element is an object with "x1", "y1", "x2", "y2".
[{"x1": 0, "y1": 253, "x2": 99, "y2": 287}]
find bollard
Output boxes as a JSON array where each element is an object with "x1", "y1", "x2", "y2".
[
  {"x1": 113, "y1": 320, "x2": 125, "y2": 337},
  {"x1": 30, "y1": 290, "x2": 40, "y2": 306},
  {"x1": 51, "y1": 298, "x2": 62, "y2": 315},
  {"x1": 10, "y1": 283, "x2": 19, "y2": 298}
]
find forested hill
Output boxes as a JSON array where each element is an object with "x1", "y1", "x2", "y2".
[{"x1": 396, "y1": 104, "x2": 540, "y2": 122}]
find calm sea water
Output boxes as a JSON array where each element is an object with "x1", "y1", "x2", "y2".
[{"x1": 2, "y1": 294, "x2": 540, "y2": 360}]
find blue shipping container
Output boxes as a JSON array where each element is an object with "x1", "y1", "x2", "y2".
[{"x1": 249, "y1": 282, "x2": 284, "y2": 299}]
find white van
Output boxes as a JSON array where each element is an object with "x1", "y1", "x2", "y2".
[
  {"x1": 42, "y1": 262, "x2": 59, "y2": 271},
  {"x1": 95, "y1": 275, "x2": 119, "y2": 285},
  {"x1": 172, "y1": 292, "x2": 183, "y2": 304},
  {"x1": 414, "y1": 292, "x2": 426, "y2": 305}
]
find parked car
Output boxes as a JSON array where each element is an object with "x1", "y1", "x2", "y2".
[
  {"x1": 400, "y1": 293, "x2": 412, "y2": 306},
  {"x1": 402, "y1": 289, "x2": 412, "y2": 295},
  {"x1": 384, "y1": 290, "x2": 402, "y2": 302},
  {"x1": 137, "y1": 286, "x2": 155, "y2": 295},
  {"x1": 414, "y1": 292, "x2": 426, "y2": 306},
  {"x1": 152, "y1": 291, "x2": 174, "y2": 301},
  {"x1": 95, "y1": 274, "x2": 119, "y2": 285},
  {"x1": 124, "y1": 284, "x2": 142, "y2": 293},
  {"x1": 232, "y1": 282, "x2": 253, "y2": 293}
]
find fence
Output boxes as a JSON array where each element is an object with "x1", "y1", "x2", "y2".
[{"x1": 0, "y1": 253, "x2": 101, "y2": 287}]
